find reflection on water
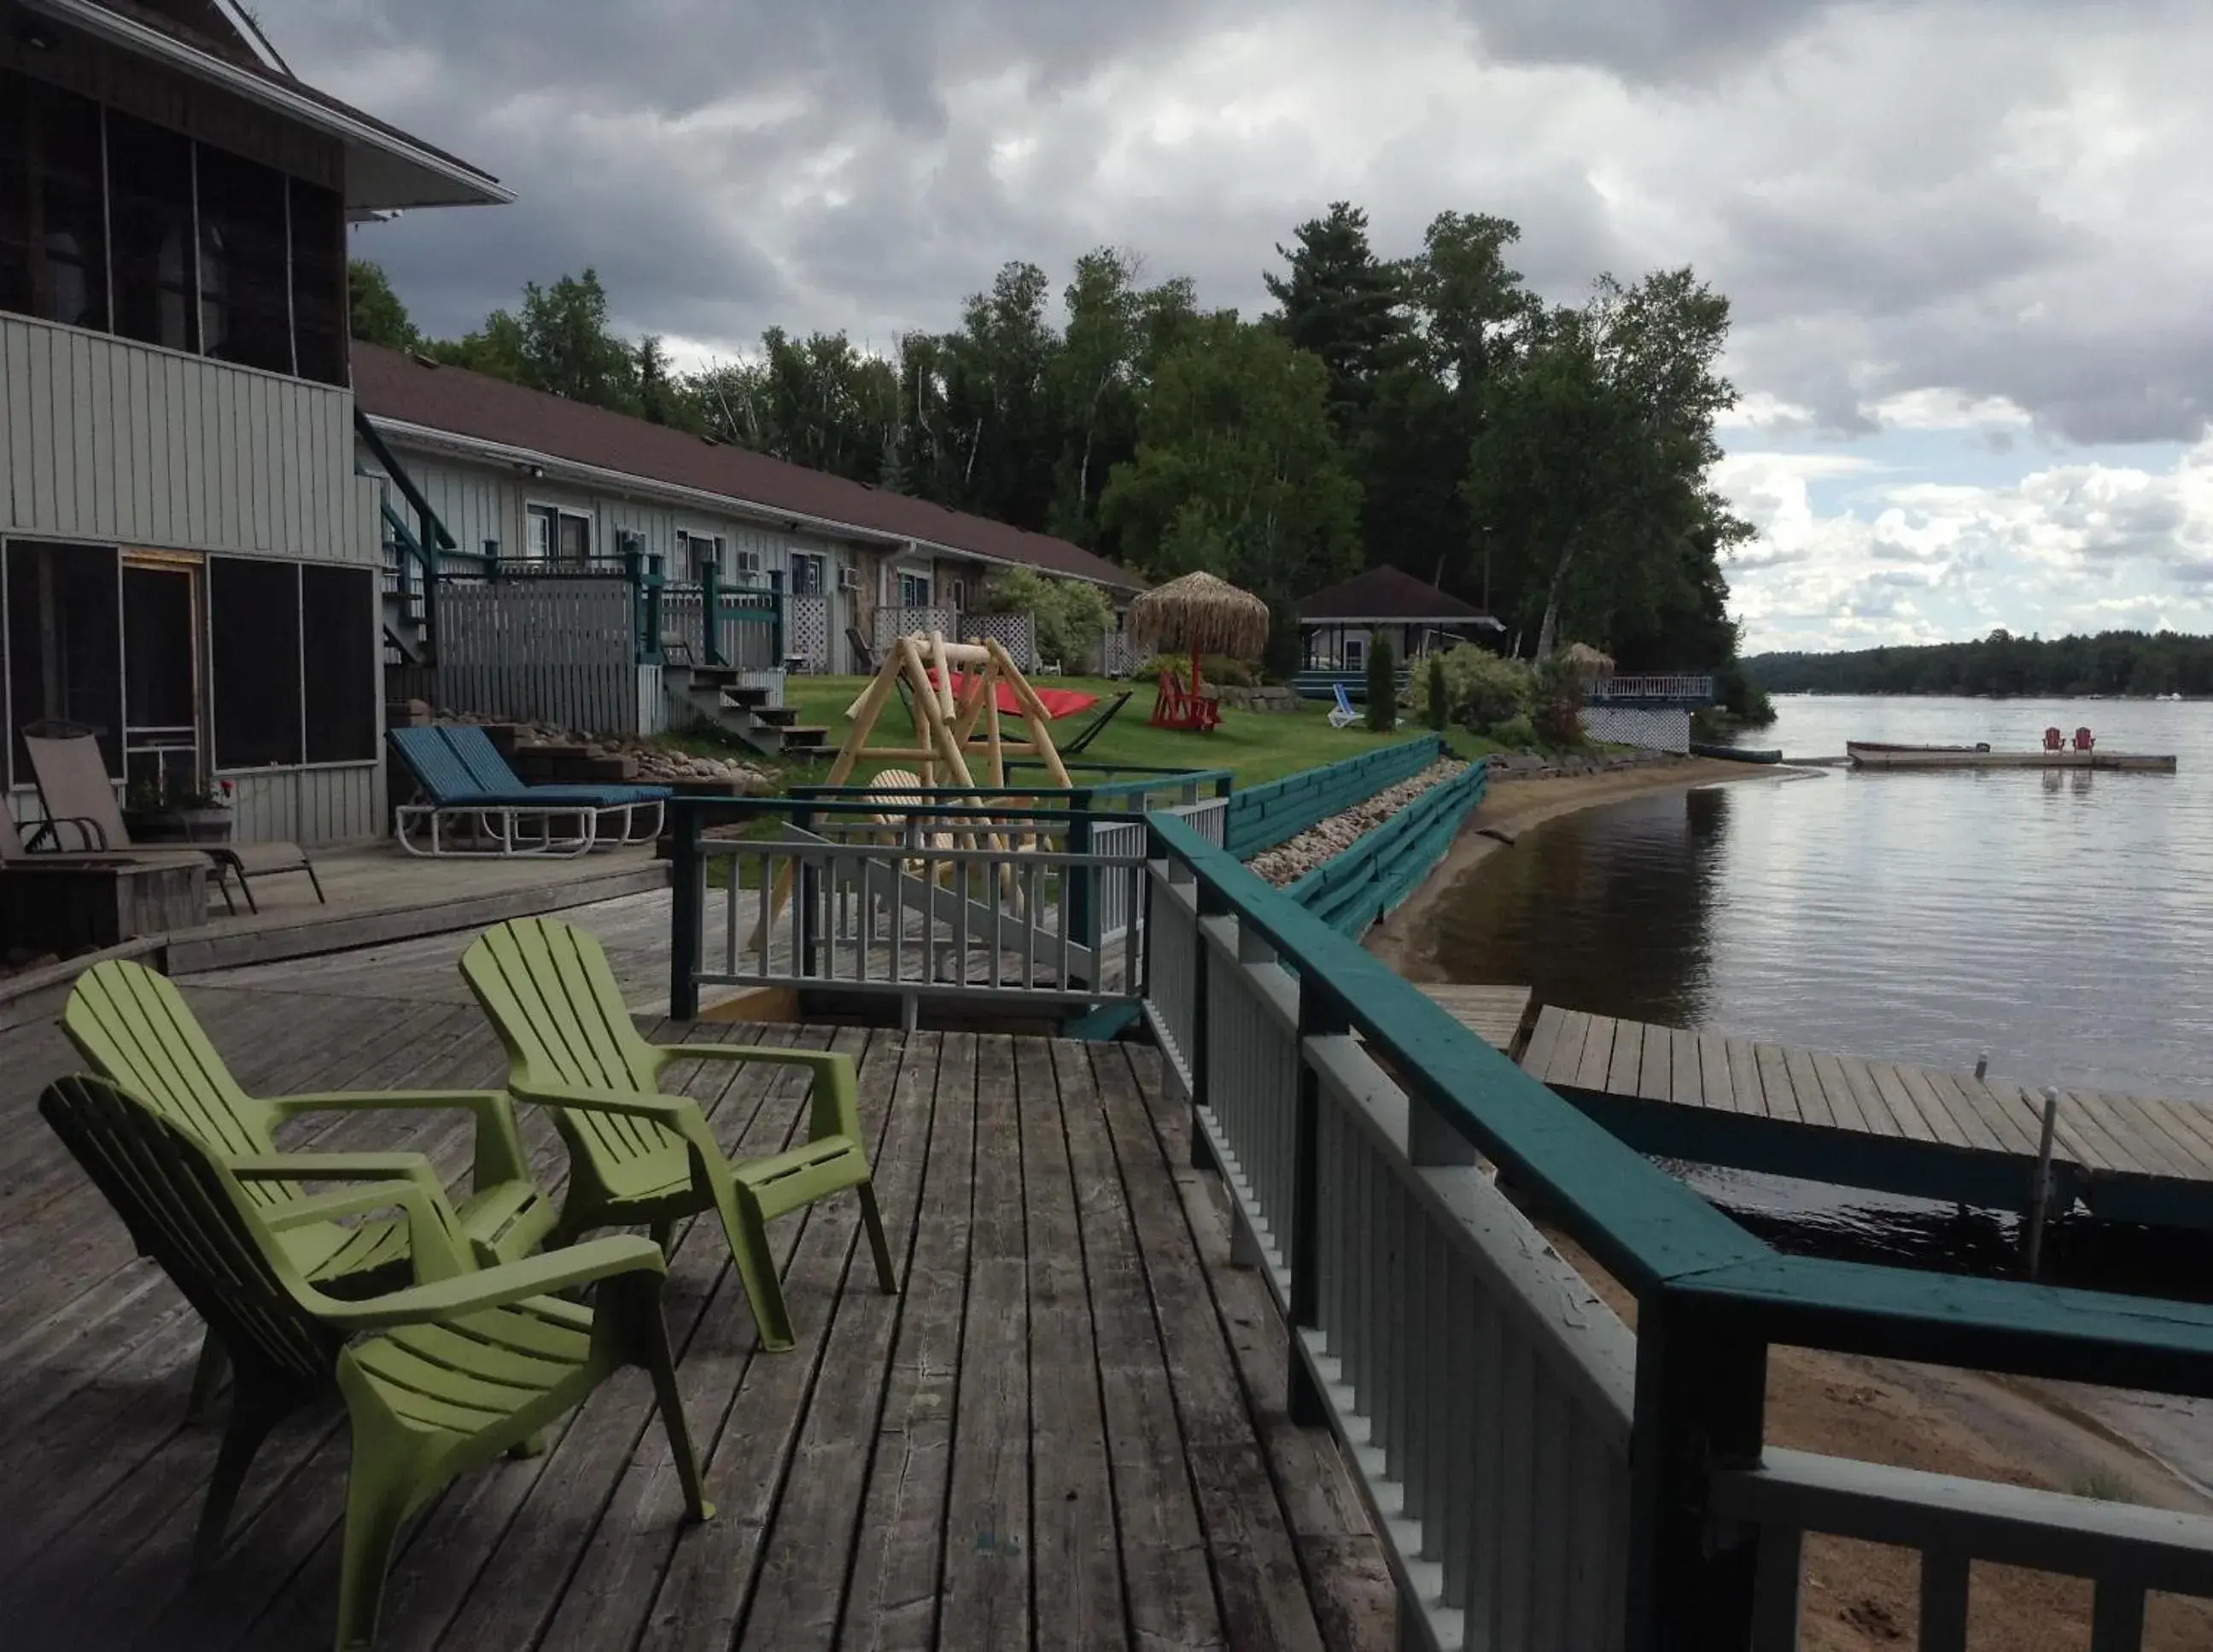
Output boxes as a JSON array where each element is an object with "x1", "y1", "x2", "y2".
[
  {"x1": 1429, "y1": 695, "x2": 2213, "y2": 1104},
  {"x1": 1425, "y1": 694, "x2": 2213, "y2": 1295}
]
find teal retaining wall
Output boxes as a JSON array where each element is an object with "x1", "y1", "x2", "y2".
[
  {"x1": 1283, "y1": 757, "x2": 1488, "y2": 936},
  {"x1": 1221, "y1": 733, "x2": 1445, "y2": 859}
]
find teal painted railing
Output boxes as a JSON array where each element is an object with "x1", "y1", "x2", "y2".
[
  {"x1": 1283, "y1": 757, "x2": 1487, "y2": 935},
  {"x1": 1140, "y1": 808, "x2": 2213, "y2": 1650},
  {"x1": 1223, "y1": 734, "x2": 1447, "y2": 859}
]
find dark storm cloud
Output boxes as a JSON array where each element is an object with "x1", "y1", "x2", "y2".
[
  {"x1": 1453, "y1": 0, "x2": 1836, "y2": 80},
  {"x1": 262, "y1": 0, "x2": 2213, "y2": 453}
]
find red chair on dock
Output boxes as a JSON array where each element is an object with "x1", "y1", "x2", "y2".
[
  {"x1": 2043, "y1": 727, "x2": 2064, "y2": 751},
  {"x1": 2074, "y1": 727, "x2": 2096, "y2": 751}
]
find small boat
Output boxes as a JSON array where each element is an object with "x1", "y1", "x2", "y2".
[
  {"x1": 1846, "y1": 740, "x2": 2176, "y2": 773},
  {"x1": 1690, "y1": 742, "x2": 1782, "y2": 764}
]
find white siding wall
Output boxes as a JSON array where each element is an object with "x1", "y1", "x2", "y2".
[
  {"x1": 371, "y1": 442, "x2": 965, "y2": 672},
  {"x1": 229, "y1": 763, "x2": 385, "y2": 846},
  {"x1": 2, "y1": 318, "x2": 372, "y2": 564}
]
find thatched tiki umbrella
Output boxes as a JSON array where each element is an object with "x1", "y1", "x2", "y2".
[{"x1": 1125, "y1": 571, "x2": 1271, "y2": 699}]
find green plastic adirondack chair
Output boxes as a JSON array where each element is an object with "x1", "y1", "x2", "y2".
[
  {"x1": 458, "y1": 916, "x2": 896, "y2": 1351},
  {"x1": 63, "y1": 958, "x2": 557, "y2": 1412},
  {"x1": 39, "y1": 1072, "x2": 711, "y2": 1652}
]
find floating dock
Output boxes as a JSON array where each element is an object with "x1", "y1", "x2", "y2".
[
  {"x1": 1847, "y1": 742, "x2": 2177, "y2": 772},
  {"x1": 1413, "y1": 983, "x2": 1534, "y2": 1050},
  {"x1": 1515, "y1": 1006, "x2": 2213, "y2": 1230}
]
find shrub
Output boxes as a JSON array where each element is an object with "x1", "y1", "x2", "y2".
[
  {"x1": 1716, "y1": 662, "x2": 1777, "y2": 727},
  {"x1": 1486, "y1": 713, "x2": 1538, "y2": 750},
  {"x1": 1409, "y1": 644, "x2": 1530, "y2": 728},
  {"x1": 1425, "y1": 657, "x2": 1448, "y2": 731},
  {"x1": 982, "y1": 568, "x2": 1114, "y2": 669},
  {"x1": 1532, "y1": 654, "x2": 1594, "y2": 746},
  {"x1": 1365, "y1": 635, "x2": 1398, "y2": 732}
]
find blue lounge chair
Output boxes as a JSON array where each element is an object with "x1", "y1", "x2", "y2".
[
  {"x1": 1328, "y1": 681, "x2": 1360, "y2": 728},
  {"x1": 387, "y1": 727, "x2": 671, "y2": 857}
]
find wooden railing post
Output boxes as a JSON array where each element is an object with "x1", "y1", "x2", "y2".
[
  {"x1": 1288, "y1": 982, "x2": 1351, "y2": 1426},
  {"x1": 1626, "y1": 1295, "x2": 1766, "y2": 1650},
  {"x1": 700, "y1": 559, "x2": 723, "y2": 665},
  {"x1": 1066, "y1": 790, "x2": 1095, "y2": 988},
  {"x1": 669, "y1": 803, "x2": 704, "y2": 1019}
]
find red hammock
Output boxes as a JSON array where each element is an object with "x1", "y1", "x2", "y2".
[{"x1": 928, "y1": 669, "x2": 1098, "y2": 721}]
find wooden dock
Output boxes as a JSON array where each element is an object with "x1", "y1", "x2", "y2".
[
  {"x1": 0, "y1": 897, "x2": 1392, "y2": 1651},
  {"x1": 1521, "y1": 1006, "x2": 2213, "y2": 1229},
  {"x1": 1413, "y1": 983, "x2": 1533, "y2": 1052}
]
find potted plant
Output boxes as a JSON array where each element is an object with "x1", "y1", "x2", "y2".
[{"x1": 122, "y1": 773, "x2": 236, "y2": 845}]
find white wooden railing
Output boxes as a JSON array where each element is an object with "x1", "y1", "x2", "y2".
[
  {"x1": 1144, "y1": 862, "x2": 1636, "y2": 1650},
  {"x1": 1584, "y1": 674, "x2": 1714, "y2": 702},
  {"x1": 1136, "y1": 833, "x2": 2213, "y2": 1651}
]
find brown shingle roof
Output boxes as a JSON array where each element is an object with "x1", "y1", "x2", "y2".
[
  {"x1": 353, "y1": 344, "x2": 1145, "y2": 593},
  {"x1": 1299, "y1": 563, "x2": 1496, "y2": 622}
]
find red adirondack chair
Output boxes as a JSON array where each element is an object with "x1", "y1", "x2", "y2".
[
  {"x1": 2043, "y1": 727, "x2": 2064, "y2": 751},
  {"x1": 1150, "y1": 668, "x2": 1221, "y2": 732},
  {"x1": 2074, "y1": 727, "x2": 2096, "y2": 751}
]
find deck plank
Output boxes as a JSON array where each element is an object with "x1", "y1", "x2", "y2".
[
  {"x1": 1672, "y1": 1030, "x2": 1705, "y2": 1111},
  {"x1": 1696, "y1": 1031, "x2": 1735, "y2": 1113},
  {"x1": 1725, "y1": 1037, "x2": 1765, "y2": 1119},
  {"x1": 733, "y1": 1033, "x2": 944, "y2": 1650},
  {"x1": 1517, "y1": 1006, "x2": 1568, "y2": 1083},
  {"x1": 934, "y1": 1034, "x2": 1033, "y2": 1650},
  {"x1": 1605, "y1": 1020, "x2": 1644, "y2": 1098},
  {"x1": 1892, "y1": 1062, "x2": 1985, "y2": 1152},
  {"x1": 1809, "y1": 1048, "x2": 1871, "y2": 1135},
  {"x1": 1782, "y1": 1044, "x2": 1836, "y2": 1130},
  {"x1": 2132, "y1": 1094, "x2": 2213, "y2": 1176},
  {"x1": 1055, "y1": 1041, "x2": 1229, "y2": 1651},
  {"x1": 1571, "y1": 1016, "x2": 1615, "y2": 1092},
  {"x1": 1755, "y1": 1043, "x2": 1801, "y2": 1124},
  {"x1": 1636, "y1": 1024, "x2": 1673, "y2": 1104},
  {"x1": 1926, "y1": 1070, "x2": 2037, "y2": 1158},
  {"x1": 2064, "y1": 1088, "x2": 2173, "y2": 1177},
  {"x1": 1098, "y1": 1045, "x2": 1331, "y2": 1652},
  {"x1": 1012, "y1": 1037, "x2": 1126, "y2": 1650}
]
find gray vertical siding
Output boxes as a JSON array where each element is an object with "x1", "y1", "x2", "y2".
[
  {"x1": 2, "y1": 317, "x2": 371, "y2": 564},
  {"x1": 227, "y1": 762, "x2": 384, "y2": 846}
]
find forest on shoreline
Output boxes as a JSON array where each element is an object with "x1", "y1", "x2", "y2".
[{"x1": 1747, "y1": 629, "x2": 2213, "y2": 698}]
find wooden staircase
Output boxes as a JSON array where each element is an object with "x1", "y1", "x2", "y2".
[{"x1": 663, "y1": 663, "x2": 831, "y2": 759}]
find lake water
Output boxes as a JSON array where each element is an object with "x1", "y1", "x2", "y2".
[{"x1": 1424, "y1": 694, "x2": 2213, "y2": 1106}]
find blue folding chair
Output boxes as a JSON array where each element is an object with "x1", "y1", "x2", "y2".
[{"x1": 1328, "y1": 681, "x2": 1360, "y2": 728}]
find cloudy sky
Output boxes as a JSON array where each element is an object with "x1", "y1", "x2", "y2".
[{"x1": 267, "y1": 0, "x2": 2213, "y2": 653}]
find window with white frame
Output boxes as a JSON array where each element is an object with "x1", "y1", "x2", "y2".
[
  {"x1": 789, "y1": 552, "x2": 826, "y2": 597},
  {"x1": 526, "y1": 504, "x2": 591, "y2": 564},
  {"x1": 679, "y1": 531, "x2": 723, "y2": 581},
  {"x1": 897, "y1": 570, "x2": 932, "y2": 607}
]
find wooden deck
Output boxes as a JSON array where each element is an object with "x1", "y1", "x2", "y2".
[
  {"x1": 0, "y1": 901, "x2": 1391, "y2": 1650},
  {"x1": 1522, "y1": 1006, "x2": 2213, "y2": 1228},
  {"x1": 1410, "y1": 984, "x2": 1533, "y2": 1052}
]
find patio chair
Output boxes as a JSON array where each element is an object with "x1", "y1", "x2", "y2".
[
  {"x1": 1328, "y1": 681, "x2": 1361, "y2": 728},
  {"x1": 21, "y1": 725, "x2": 322, "y2": 913},
  {"x1": 39, "y1": 1072, "x2": 711, "y2": 1652},
  {"x1": 2, "y1": 793, "x2": 213, "y2": 876},
  {"x1": 459, "y1": 916, "x2": 897, "y2": 1351},
  {"x1": 846, "y1": 626, "x2": 879, "y2": 674},
  {"x1": 64, "y1": 957, "x2": 555, "y2": 1415},
  {"x1": 384, "y1": 727, "x2": 669, "y2": 858}
]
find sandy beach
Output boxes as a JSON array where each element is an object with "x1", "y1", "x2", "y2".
[{"x1": 1370, "y1": 757, "x2": 2213, "y2": 1649}]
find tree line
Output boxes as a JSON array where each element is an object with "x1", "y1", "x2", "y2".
[
  {"x1": 1746, "y1": 631, "x2": 2213, "y2": 698},
  {"x1": 350, "y1": 205, "x2": 1749, "y2": 673}
]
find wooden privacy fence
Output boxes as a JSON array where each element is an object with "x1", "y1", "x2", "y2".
[
  {"x1": 1223, "y1": 733, "x2": 1446, "y2": 859},
  {"x1": 437, "y1": 576, "x2": 638, "y2": 733}
]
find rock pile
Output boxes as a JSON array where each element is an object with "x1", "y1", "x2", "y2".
[
  {"x1": 1244, "y1": 757, "x2": 1469, "y2": 887},
  {"x1": 428, "y1": 711, "x2": 774, "y2": 793}
]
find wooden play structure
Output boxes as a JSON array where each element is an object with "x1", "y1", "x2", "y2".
[{"x1": 753, "y1": 631, "x2": 1074, "y2": 940}]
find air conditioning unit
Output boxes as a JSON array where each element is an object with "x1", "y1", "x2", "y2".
[
  {"x1": 838, "y1": 565, "x2": 862, "y2": 592},
  {"x1": 733, "y1": 549, "x2": 764, "y2": 578}
]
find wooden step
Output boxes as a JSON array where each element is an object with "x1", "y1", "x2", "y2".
[
  {"x1": 752, "y1": 705, "x2": 801, "y2": 727},
  {"x1": 778, "y1": 726, "x2": 831, "y2": 752},
  {"x1": 722, "y1": 686, "x2": 773, "y2": 709}
]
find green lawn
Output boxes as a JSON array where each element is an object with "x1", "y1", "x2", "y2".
[{"x1": 765, "y1": 674, "x2": 1432, "y2": 792}]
